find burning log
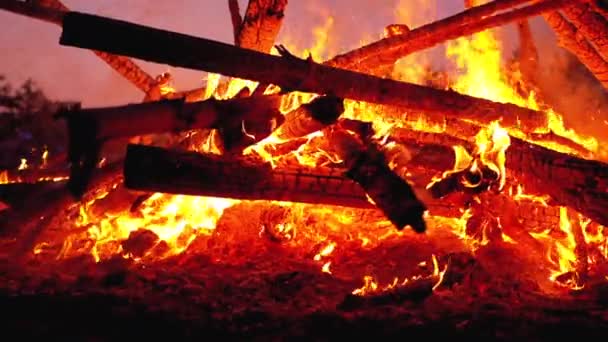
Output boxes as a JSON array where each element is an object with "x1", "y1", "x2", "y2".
[
  {"x1": 123, "y1": 144, "x2": 433, "y2": 231},
  {"x1": 327, "y1": 129, "x2": 427, "y2": 232},
  {"x1": 59, "y1": 95, "x2": 281, "y2": 144},
  {"x1": 543, "y1": 10, "x2": 608, "y2": 89},
  {"x1": 0, "y1": 0, "x2": 156, "y2": 94},
  {"x1": 325, "y1": 0, "x2": 567, "y2": 74},
  {"x1": 58, "y1": 11, "x2": 549, "y2": 132},
  {"x1": 507, "y1": 137, "x2": 608, "y2": 228},
  {"x1": 124, "y1": 143, "x2": 372, "y2": 208},
  {"x1": 236, "y1": 0, "x2": 288, "y2": 53},
  {"x1": 378, "y1": 123, "x2": 608, "y2": 227},
  {"x1": 561, "y1": 2, "x2": 608, "y2": 60},
  {"x1": 58, "y1": 95, "x2": 282, "y2": 195},
  {"x1": 273, "y1": 95, "x2": 345, "y2": 140}
]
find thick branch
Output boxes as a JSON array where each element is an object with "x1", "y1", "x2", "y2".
[
  {"x1": 228, "y1": 0, "x2": 242, "y2": 44},
  {"x1": 325, "y1": 0, "x2": 567, "y2": 73},
  {"x1": 0, "y1": 0, "x2": 155, "y2": 93},
  {"x1": 59, "y1": 11, "x2": 548, "y2": 132},
  {"x1": 237, "y1": 0, "x2": 288, "y2": 53},
  {"x1": 543, "y1": 10, "x2": 608, "y2": 89}
]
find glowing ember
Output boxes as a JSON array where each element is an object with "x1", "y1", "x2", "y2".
[{"x1": 18, "y1": 0, "x2": 606, "y2": 295}]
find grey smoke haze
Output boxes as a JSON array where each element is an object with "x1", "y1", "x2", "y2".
[{"x1": 0, "y1": 0, "x2": 606, "y2": 140}]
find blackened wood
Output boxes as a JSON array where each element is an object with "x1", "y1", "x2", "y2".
[
  {"x1": 328, "y1": 130, "x2": 427, "y2": 232},
  {"x1": 58, "y1": 11, "x2": 548, "y2": 132},
  {"x1": 60, "y1": 95, "x2": 281, "y2": 142}
]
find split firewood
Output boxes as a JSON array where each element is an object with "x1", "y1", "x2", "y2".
[
  {"x1": 543, "y1": 10, "x2": 608, "y2": 89},
  {"x1": 236, "y1": 0, "x2": 288, "y2": 53},
  {"x1": 561, "y1": 2, "x2": 608, "y2": 60},
  {"x1": 325, "y1": 0, "x2": 567, "y2": 74},
  {"x1": 273, "y1": 95, "x2": 344, "y2": 140},
  {"x1": 58, "y1": 11, "x2": 549, "y2": 132},
  {"x1": 0, "y1": 0, "x2": 156, "y2": 93},
  {"x1": 326, "y1": 129, "x2": 427, "y2": 232}
]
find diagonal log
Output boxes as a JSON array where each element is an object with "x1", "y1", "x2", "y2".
[
  {"x1": 58, "y1": 11, "x2": 548, "y2": 132},
  {"x1": 327, "y1": 129, "x2": 427, "y2": 232},
  {"x1": 543, "y1": 10, "x2": 608, "y2": 89},
  {"x1": 0, "y1": 0, "x2": 155, "y2": 93},
  {"x1": 561, "y1": 2, "x2": 608, "y2": 60},
  {"x1": 325, "y1": 0, "x2": 567, "y2": 74},
  {"x1": 228, "y1": 0, "x2": 242, "y2": 44}
]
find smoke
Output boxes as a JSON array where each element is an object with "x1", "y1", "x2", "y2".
[{"x1": 526, "y1": 18, "x2": 608, "y2": 142}]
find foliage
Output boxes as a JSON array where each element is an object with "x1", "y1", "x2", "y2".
[{"x1": 0, "y1": 76, "x2": 67, "y2": 169}]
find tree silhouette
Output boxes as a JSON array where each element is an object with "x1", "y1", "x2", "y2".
[{"x1": 0, "y1": 76, "x2": 67, "y2": 169}]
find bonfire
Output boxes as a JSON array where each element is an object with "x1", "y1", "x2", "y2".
[{"x1": 1, "y1": 0, "x2": 608, "y2": 340}]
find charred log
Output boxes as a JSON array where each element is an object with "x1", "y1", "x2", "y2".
[
  {"x1": 60, "y1": 95, "x2": 282, "y2": 143},
  {"x1": 124, "y1": 145, "x2": 458, "y2": 231},
  {"x1": 328, "y1": 129, "x2": 427, "y2": 232},
  {"x1": 58, "y1": 11, "x2": 548, "y2": 132}
]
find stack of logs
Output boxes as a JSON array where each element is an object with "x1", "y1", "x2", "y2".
[{"x1": 1, "y1": 0, "x2": 608, "y2": 282}]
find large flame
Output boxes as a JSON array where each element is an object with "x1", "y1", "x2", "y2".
[{"x1": 24, "y1": 1, "x2": 607, "y2": 293}]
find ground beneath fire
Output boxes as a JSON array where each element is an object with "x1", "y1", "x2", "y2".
[{"x1": 2, "y1": 213, "x2": 608, "y2": 341}]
